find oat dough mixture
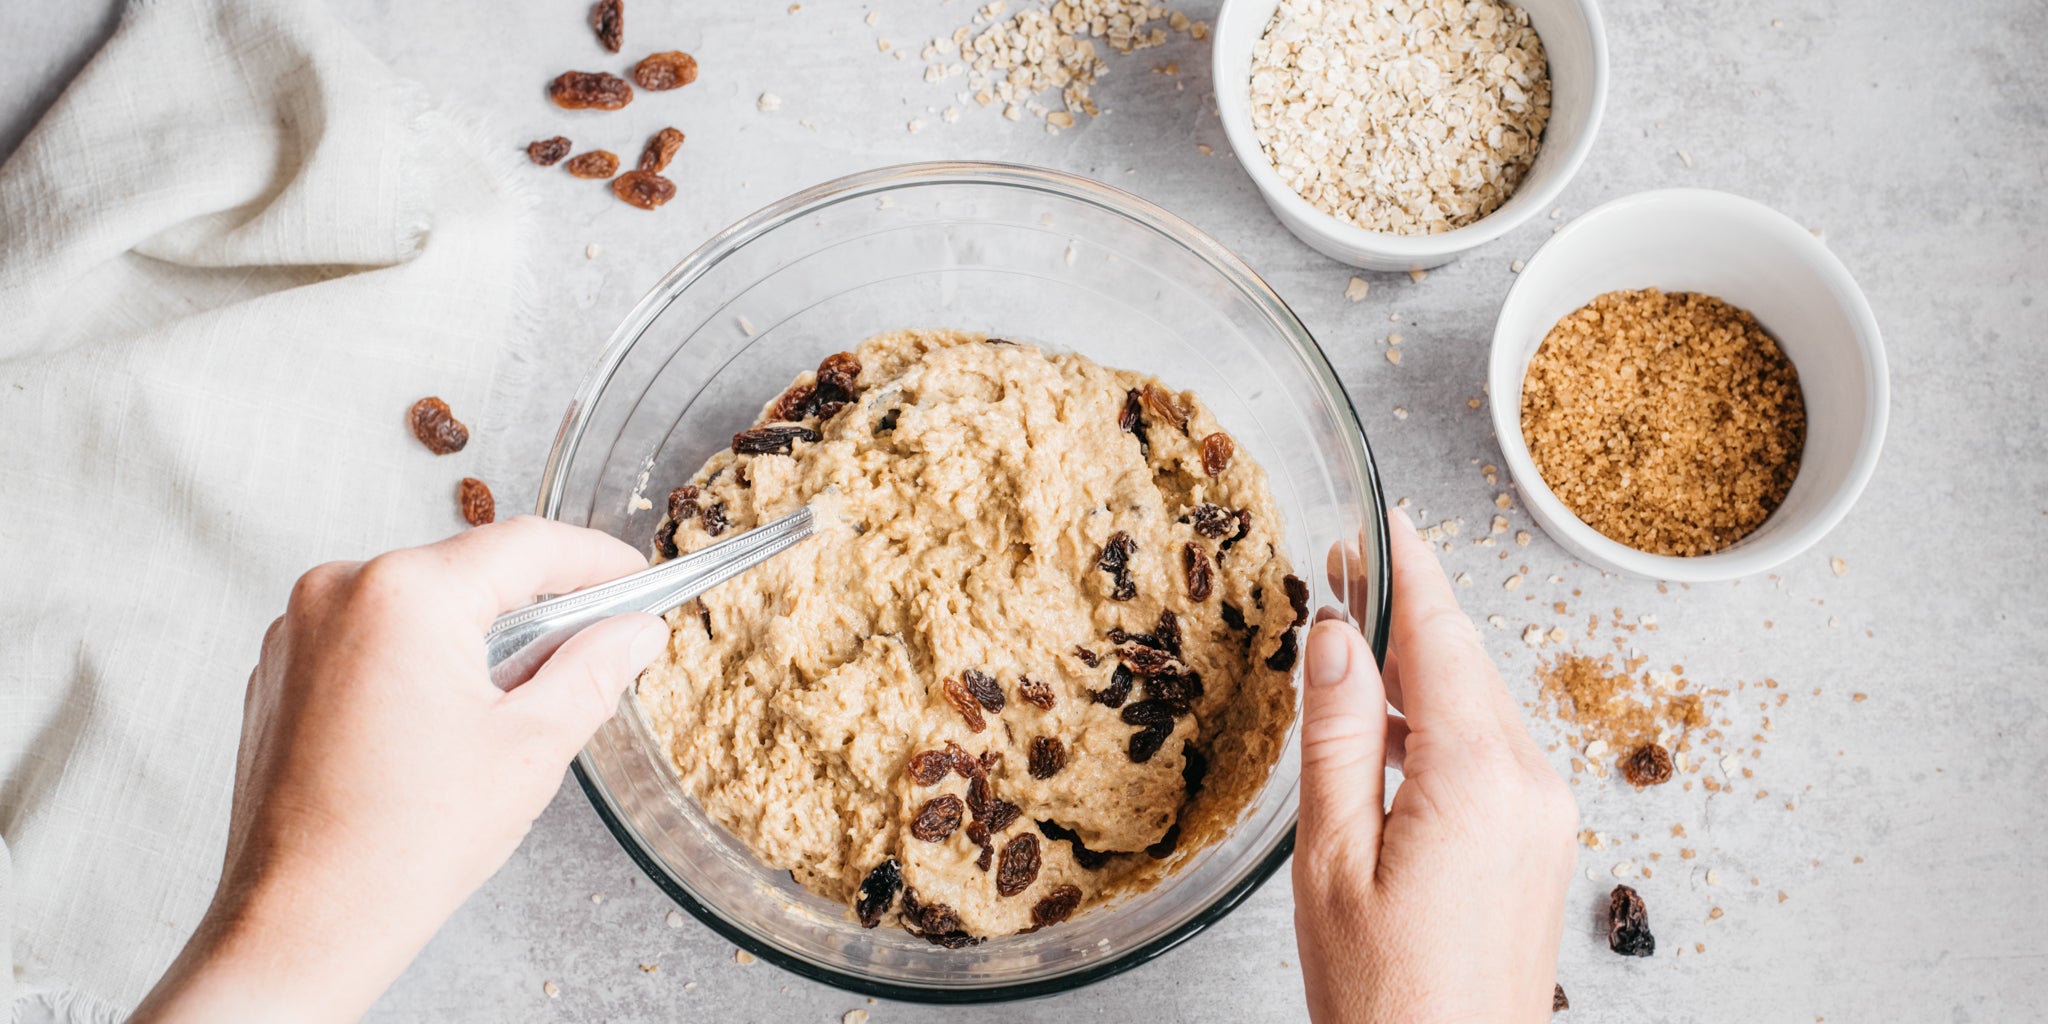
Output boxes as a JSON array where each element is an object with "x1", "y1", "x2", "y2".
[{"x1": 635, "y1": 329, "x2": 1304, "y2": 943}]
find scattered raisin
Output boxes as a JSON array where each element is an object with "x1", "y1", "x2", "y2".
[
  {"x1": 1073, "y1": 646, "x2": 1100, "y2": 668},
  {"x1": 632, "y1": 50, "x2": 699, "y2": 90},
  {"x1": 1146, "y1": 823, "x2": 1181, "y2": 859},
  {"x1": 548, "y1": 71, "x2": 634, "y2": 110},
  {"x1": 1184, "y1": 542, "x2": 1214, "y2": 601},
  {"x1": 408, "y1": 397, "x2": 469, "y2": 454},
  {"x1": 1283, "y1": 574, "x2": 1310, "y2": 628},
  {"x1": 1031, "y1": 885, "x2": 1084, "y2": 928},
  {"x1": 1199, "y1": 431, "x2": 1234, "y2": 476},
  {"x1": 564, "y1": 150, "x2": 619, "y2": 178},
  {"x1": 1027, "y1": 737, "x2": 1066, "y2": 779},
  {"x1": 1553, "y1": 984, "x2": 1569, "y2": 1012},
  {"x1": 1093, "y1": 664, "x2": 1134, "y2": 708},
  {"x1": 457, "y1": 477, "x2": 495, "y2": 526},
  {"x1": 942, "y1": 677, "x2": 986, "y2": 732},
  {"x1": 1139, "y1": 384, "x2": 1189, "y2": 432},
  {"x1": 1182, "y1": 746, "x2": 1209, "y2": 794},
  {"x1": 910, "y1": 795, "x2": 965, "y2": 843},
  {"x1": 966, "y1": 819, "x2": 994, "y2": 871},
  {"x1": 1097, "y1": 531, "x2": 1138, "y2": 601},
  {"x1": 732, "y1": 425, "x2": 821, "y2": 455},
  {"x1": 1038, "y1": 821, "x2": 1112, "y2": 870},
  {"x1": 1118, "y1": 389, "x2": 1143, "y2": 433},
  {"x1": 611, "y1": 170, "x2": 676, "y2": 210},
  {"x1": 1265, "y1": 629, "x2": 1299, "y2": 673},
  {"x1": 526, "y1": 136, "x2": 572, "y2": 166},
  {"x1": 1607, "y1": 884, "x2": 1656, "y2": 957},
  {"x1": 1220, "y1": 509, "x2": 1254, "y2": 553},
  {"x1": 996, "y1": 834, "x2": 1041, "y2": 897},
  {"x1": 1127, "y1": 725, "x2": 1170, "y2": 763},
  {"x1": 982, "y1": 799, "x2": 1020, "y2": 835},
  {"x1": 1018, "y1": 676, "x2": 1056, "y2": 710},
  {"x1": 590, "y1": 0, "x2": 623, "y2": 53},
  {"x1": 963, "y1": 669, "x2": 1004, "y2": 713},
  {"x1": 1621, "y1": 743, "x2": 1674, "y2": 787},
  {"x1": 1219, "y1": 601, "x2": 1247, "y2": 631},
  {"x1": 855, "y1": 859, "x2": 901, "y2": 928},
  {"x1": 637, "y1": 126, "x2": 684, "y2": 173},
  {"x1": 1189, "y1": 503, "x2": 1235, "y2": 538},
  {"x1": 700, "y1": 503, "x2": 729, "y2": 537}
]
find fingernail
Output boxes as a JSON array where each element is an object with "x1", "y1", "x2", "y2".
[
  {"x1": 1388, "y1": 506, "x2": 1415, "y2": 532},
  {"x1": 1305, "y1": 620, "x2": 1352, "y2": 688},
  {"x1": 629, "y1": 620, "x2": 671, "y2": 668}
]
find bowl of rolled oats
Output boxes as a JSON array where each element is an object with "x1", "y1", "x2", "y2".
[
  {"x1": 1214, "y1": 0, "x2": 1607, "y2": 271},
  {"x1": 1488, "y1": 188, "x2": 1889, "y2": 582}
]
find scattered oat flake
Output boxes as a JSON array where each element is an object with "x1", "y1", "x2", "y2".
[
  {"x1": 757, "y1": 93, "x2": 782, "y2": 112},
  {"x1": 1345, "y1": 276, "x2": 1371, "y2": 302},
  {"x1": 1385, "y1": 349, "x2": 1402, "y2": 365},
  {"x1": 585, "y1": 243, "x2": 600, "y2": 259},
  {"x1": 1511, "y1": 259, "x2": 1526, "y2": 273},
  {"x1": 737, "y1": 315, "x2": 757, "y2": 337},
  {"x1": 1515, "y1": 530, "x2": 1531, "y2": 546},
  {"x1": 1678, "y1": 149, "x2": 1694, "y2": 168},
  {"x1": 1408, "y1": 268, "x2": 1428, "y2": 283},
  {"x1": 734, "y1": 950, "x2": 757, "y2": 964},
  {"x1": 1521, "y1": 623, "x2": 1544, "y2": 646},
  {"x1": 907, "y1": 117, "x2": 924, "y2": 133},
  {"x1": 1197, "y1": 143, "x2": 1213, "y2": 155},
  {"x1": 1393, "y1": 406, "x2": 1410, "y2": 420},
  {"x1": 1831, "y1": 557, "x2": 1848, "y2": 576},
  {"x1": 1611, "y1": 860, "x2": 1633, "y2": 877},
  {"x1": 666, "y1": 909, "x2": 685, "y2": 928},
  {"x1": 866, "y1": 10, "x2": 879, "y2": 25},
  {"x1": 1852, "y1": 692, "x2": 1868, "y2": 702},
  {"x1": 844, "y1": 1012, "x2": 870, "y2": 1024},
  {"x1": 1487, "y1": 614, "x2": 1505, "y2": 628},
  {"x1": 1504, "y1": 574, "x2": 1523, "y2": 591},
  {"x1": 543, "y1": 980, "x2": 560, "y2": 998},
  {"x1": 639, "y1": 963, "x2": 658, "y2": 973},
  {"x1": 1491, "y1": 514, "x2": 1510, "y2": 534}
]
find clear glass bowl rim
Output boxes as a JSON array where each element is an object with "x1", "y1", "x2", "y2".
[{"x1": 536, "y1": 160, "x2": 1392, "y2": 1003}]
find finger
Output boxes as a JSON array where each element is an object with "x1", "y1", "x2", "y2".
[
  {"x1": 1384, "y1": 713, "x2": 1410, "y2": 773},
  {"x1": 422, "y1": 516, "x2": 650, "y2": 626},
  {"x1": 1378, "y1": 645, "x2": 1405, "y2": 715},
  {"x1": 1382, "y1": 507, "x2": 1517, "y2": 738},
  {"x1": 1295, "y1": 617, "x2": 1387, "y2": 868},
  {"x1": 502, "y1": 612, "x2": 670, "y2": 756}
]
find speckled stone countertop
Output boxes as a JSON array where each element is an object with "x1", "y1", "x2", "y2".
[{"x1": 5, "y1": 0, "x2": 2045, "y2": 1020}]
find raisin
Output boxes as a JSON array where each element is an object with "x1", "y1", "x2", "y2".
[
  {"x1": 982, "y1": 799, "x2": 1020, "y2": 835},
  {"x1": 1038, "y1": 821, "x2": 1112, "y2": 870},
  {"x1": 700, "y1": 503, "x2": 729, "y2": 537},
  {"x1": 1146, "y1": 823, "x2": 1181, "y2": 859},
  {"x1": 732, "y1": 425, "x2": 821, "y2": 455},
  {"x1": 910, "y1": 795, "x2": 965, "y2": 842},
  {"x1": 407, "y1": 397, "x2": 469, "y2": 454},
  {"x1": 1553, "y1": 984, "x2": 1569, "y2": 1011},
  {"x1": 924, "y1": 931, "x2": 982, "y2": 948},
  {"x1": 637, "y1": 126, "x2": 684, "y2": 173},
  {"x1": 1018, "y1": 676, "x2": 1056, "y2": 710},
  {"x1": 457, "y1": 477, "x2": 495, "y2": 526},
  {"x1": 854, "y1": 858, "x2": 900, "y2": 928},
  {"x1": 1184, "y1": 542, "x2": 1214, "y2": 601},
  {"x1": 963, "y1": 669, "x2": 1004, "y2": 713},
  {"x1": 1146, "y1": 671, "x2": 1202, "y2": 707},
  {"x1": 1182, "y1": 746, "x2": 1209, "y2": 794},
  {"x1": 816, "y1": 352, "x2": 862, "y2": 395},
  {"x1": 964, "y1": 774, "x2": 990, "y2": 818},
  {"x1": 698, "y1": 603, "x2": 712, "y2": 639},
  {"x1": 667, "y1": 484, "x2": 701, "y2": 522},
  {"x1": 1073, "y1": 646, "x2": 1100, "y2": 668},
  {"x1": 1139, "y1": 384, "x2": 1189, "y2": 432},
  {"x1": 996, "y1": 834, "x2": 1041, "y2": 897},
  {"x1": 1120, "y1": 700, "x2": 1180, "y2": 729},
  {"x1": 974, "y1": 749, "x2": 1000, "y2": 776},
  {"x1": 1283, "y1": 574, "x2": 1310, "y2": 628},
  {"x1": 770, "y1": 384, "x2": 817, "y2": 421},
  {"x1": 1127, "y1": 725, "x2": 1170, "y2": 763},
  {"x1": 1093, "y1": 664, "x2": 1134, "y2": 708},
  {"x1": 1031, "y1": 885, "x2": 1084, "y2": 928},
  {"x1": 1608, "y1": 884, "x2": 1656, "y2": 958},
  {"x1": 1153, "y1": 609, "x2": 1183, "y2": 653},
  {"x1": 1219, "y1": 601, "x2": 1247, "y2": 631},
  {"x1": 1027, "y1": 736, "x2": 1066, "y2": 779},
  {"x1": 1265, "y1": 629, "x2": 1299, "y2": 672},
  {"x1": 632, "y1": 50, "x2": 699, "y2": 90},
  {"x1": 1118, "y1": 389, "x2": 1143, "y2": 433},
  {"x1": 1119, "y1": 645, "x2": 1183, "y2": 677},
  {"x1": 564, "y1": 150, "x2": 619, "y2": 178},
  {"x1": 942, "y1": 677, "x2": 986, "y2": 732},
  {"x1": 1220, "y1": 509, "x2": 1254, "y2": 553},
  {"x1": 901, "y1": 888, "x2": 961, "y2": 935},
  {"x1": 1621, "y1": 743, "x2": 1674, "y2": 787},
  {"x1": 966, "y1": 820, "x2": 994, "y2": 871},
  {"x1": 908, "y1": 742, "x2": 968, "y2": 786},
  {"x1": 875, "y1": 409, "x2": 900, "y2": 433},
  {"x1": 1189, "y1": 503, "x2": 1235, "y2": 538},
  {"x1": 1198, "y1": 430, "x2": 1235, "y2": 476},
  {"x1": 526, "y1": 136, "x2": 572, "y2": 166},
  {"x1": 590, "y1": 0, "x2": 623, "y2": 53},
  {"x1": 1097, "y1": 531, "x2": 1137, "y2": 601},
  {"x1": 611, "y1": 170, "x2": 676, "y2": 210},
  {"x1": 548, "y1": 71, "x2": 634, "y2": 110}
]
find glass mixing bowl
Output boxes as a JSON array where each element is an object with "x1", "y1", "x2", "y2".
[{"x1": 537, "y1": 162, "x2": 1389, "y2": 1002}]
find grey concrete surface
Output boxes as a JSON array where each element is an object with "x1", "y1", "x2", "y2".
[{"x1": 5, "y1": 0, "x2": 2046, "y2": 1020}]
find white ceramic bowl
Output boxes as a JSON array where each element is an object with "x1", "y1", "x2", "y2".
[
  {"x1": 1212, "y1": 0, "x2": 1609, "y2": 271},
  {"x1": 1488, "y1": 188, "x2": 1889, "y2": 582}
]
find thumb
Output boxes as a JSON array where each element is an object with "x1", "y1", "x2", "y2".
[
  {"x1": 1295, "y1": 617, "x2": 1388, "y2": 873},
  {"x1": 504, "y1": 612, "x2": 670, "y2": 755}
]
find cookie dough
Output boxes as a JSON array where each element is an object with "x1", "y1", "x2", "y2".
[{"x1": 635, "y1": 329, "x2": 1302, "y2": 942}]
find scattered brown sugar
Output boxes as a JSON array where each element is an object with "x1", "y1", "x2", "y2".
[
  {"x1": 1520, "y1": 289, "x2": 1806, "y2": 556},
  {"x1": 1535, "y1": 652, "x2": 1709, "y2": 753}
]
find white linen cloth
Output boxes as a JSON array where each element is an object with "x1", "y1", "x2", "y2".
[{"x1": 0, "y1": 0, "x2": 537, "y2": 1018}]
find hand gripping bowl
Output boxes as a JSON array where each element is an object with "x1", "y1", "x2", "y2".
[{"x1": 536, "y1": 162, "x2": 1390, "y2": 1002}]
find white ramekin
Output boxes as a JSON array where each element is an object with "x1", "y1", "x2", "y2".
[
  {"x1": 1488, "y1": 188, "x2": 1890, "y2": 582},
  {"x1": 1211, "y1": 0, "x2": 1609, "y2": 272}
]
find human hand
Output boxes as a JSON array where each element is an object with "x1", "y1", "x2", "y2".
[
  {"x1": 1292, "y1": 509, "x2": 1578, "y2": 1023},
  {"x1": 131, "y1": 517, "x2": 670, "y2": 1023}
]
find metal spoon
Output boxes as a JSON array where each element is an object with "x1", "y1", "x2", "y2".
[{"x1": 484, "y1": 504, "x2": 816, "y2": 690}]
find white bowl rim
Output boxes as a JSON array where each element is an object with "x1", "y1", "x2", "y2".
[
  {"x1": 1210, "y1": 0, "x2": 1611, "y2": 259},
  {"x1": 1486, "y1": 186, "x2": 1892, "y2": 582}
]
